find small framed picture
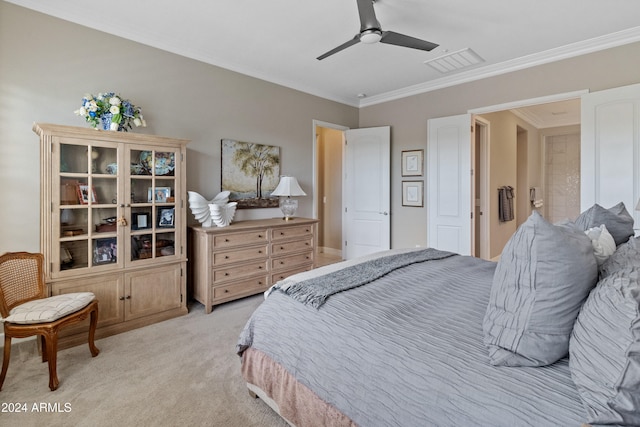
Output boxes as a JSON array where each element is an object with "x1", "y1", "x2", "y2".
[
  {"x1": 77, "y1": 184, "x2": 97, "y2": 204},
  {"x1": 401, "y1": 149, "x2": 424, "y2": 177},
  {"x1": 93, "y1": 238, "x2": 117, "y2": 264},
  {"x1": 132, "y1": 212, "x2": 151, "y2": 230},
  {"x1": 148, "y1": 187, "x2": 171, "y2": 203},
  {"x1": 158, "y1": 207, "x2": 175, "y2": 227},
  {"x1": 402, "y1": 181, "x2": 424, "y2": 207}
]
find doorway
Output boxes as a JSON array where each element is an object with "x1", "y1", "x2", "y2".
[{"x1": 315, "y1": 124, "x2": 344, "y2": 260}]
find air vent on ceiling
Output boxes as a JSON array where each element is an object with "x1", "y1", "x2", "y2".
[{"x1": 424, "y1": 48, "x2": 484, "y2": 74}]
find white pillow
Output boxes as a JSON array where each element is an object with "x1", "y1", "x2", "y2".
[
  {"x1": 585, "y1": 224, "x2": 616, "y2": 265},
  {"x1": 5, "y1": 292, "x2": 95, "y2": 324}
]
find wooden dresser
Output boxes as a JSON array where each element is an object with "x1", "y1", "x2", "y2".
[{"x1": 190, "y1": 218, "x2": 318, "y2": 313}]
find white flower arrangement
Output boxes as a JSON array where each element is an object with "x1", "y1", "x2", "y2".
[{"x1": 75, "y1": 92, "x2": 146, "y2": 131}]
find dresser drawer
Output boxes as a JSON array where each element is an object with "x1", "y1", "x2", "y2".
[
  {"x1": 271, "y1": 224, "x2": 313, "y2": 242},
  {"x1": 213, "y1": 276, "x2": 269, "y2": 301},
  {"x1": 213, "y1": 229, "x2": 267, "y2": 249},
  {"x1": 213, "y1": 260, "x2": 268, "y2": 283},
  {"x1": 271, "y1": 265, "x2": 313, "y2": 283},
  {"x1": 213, "y1": 245, "x2": 268, "y2": 265},
  {"x1": 271, "y1": 238, "x2": 312, "y2": 255},
  {"x1": 272, "y1": 252, "x2": 313, "y2": 272}
]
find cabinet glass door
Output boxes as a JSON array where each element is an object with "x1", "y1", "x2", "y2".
[
  {"x1": 127, "y1": 148, "x2": 179, "y2": 264},
  {"x1": 56, "y1": 140, "x2": 120, "y2": 275}
]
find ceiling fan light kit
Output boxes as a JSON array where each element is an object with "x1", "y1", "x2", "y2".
[{"x1": 317, "y1": 0, "x2": 439, "y2": 60}]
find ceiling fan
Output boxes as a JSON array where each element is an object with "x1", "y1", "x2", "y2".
[{"x1": 317, "y1": 0, "x2": 439, "y2": 60}]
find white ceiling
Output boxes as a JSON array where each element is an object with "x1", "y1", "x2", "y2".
[{"x1": 7, "y1": 0, "x2": 640, "y2": 113}]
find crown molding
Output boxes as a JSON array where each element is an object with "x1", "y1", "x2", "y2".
[{"x1": 359, "y1": 26, "x2": 640, "y2": 108}]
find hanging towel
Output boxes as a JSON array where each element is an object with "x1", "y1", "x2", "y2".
[{"x1": 498, "y1": 186, "x2": 515, "y2": 222}]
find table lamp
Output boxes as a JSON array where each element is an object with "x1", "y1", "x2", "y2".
[{"x1": 271, "y1": 176, "x2": 306, "y2": 220}]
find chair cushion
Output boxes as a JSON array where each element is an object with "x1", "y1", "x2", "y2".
[{"x1": 5, "y1": 292, "x2": 95, "y2": 324}]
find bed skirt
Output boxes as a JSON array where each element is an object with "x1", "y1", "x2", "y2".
[{"x1": 241, "y1": 347, "x2": 357, "y2": 427}]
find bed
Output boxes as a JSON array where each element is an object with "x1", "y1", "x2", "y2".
[{"x1": 237, "y1": 205, "x2": 640, "y2": 427}]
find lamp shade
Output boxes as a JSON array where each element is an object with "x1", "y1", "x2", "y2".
[
  {"x1": 271, "y1": 176, "x2": 306, "y2": 197},
  {"x1": 636, "y1": 198, "x2": 640, "y2": 211}
]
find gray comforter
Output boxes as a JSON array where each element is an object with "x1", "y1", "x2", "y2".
[{"x1": 237, "y1": 250, "x2": 587, "y2": 426}]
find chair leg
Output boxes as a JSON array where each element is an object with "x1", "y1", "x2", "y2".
[
  {"x1": 88, "y1": 303, "x2": 100, "y2": 357},
  {"x1": 0, "y1": 334, "x2": 11, "y2": 391},
  {"x1": 41, "y1": 335, "x2": 48, "y2": 362},
  {"x1": 42, "y1": 332, "x2": 59, "y2": 391}
]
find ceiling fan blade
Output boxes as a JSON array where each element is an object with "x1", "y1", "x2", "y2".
[
  {"x1": 356, "y1": 0, "x2": 381, "y2": 32},
  {"x1": 380, "y1": 31, "x2": 439, "y2": 52},
  {"x1": 317, "y1": 35, "x2": 361, "y2": 60}
]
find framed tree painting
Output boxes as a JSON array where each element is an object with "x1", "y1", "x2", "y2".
[{"x1": 221, "y1": 139, "x2": 280, "y2": 208}]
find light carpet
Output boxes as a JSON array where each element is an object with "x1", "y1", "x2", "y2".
[{"x1": 0, "y1": 295, "x2": 288, "y2": 427}]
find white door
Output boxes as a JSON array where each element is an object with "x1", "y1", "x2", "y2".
[
  {"x1": 343, "y1": 126, "x2": 391, "y2": 260},
  {"x1": 581, "y1": 82, "x2": 640, "y2": 224},
  {"x1": 427, "y1": 114, "x2": 472, "y2": 255}
]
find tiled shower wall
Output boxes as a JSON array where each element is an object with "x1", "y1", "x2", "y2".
[{"x1": 545, "y1": 132, "x2": 581, "y2": 223}]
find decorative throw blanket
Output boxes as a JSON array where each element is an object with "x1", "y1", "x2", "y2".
[{"x1": 272, "y1": 248, "x2": 455, "y2": 308}]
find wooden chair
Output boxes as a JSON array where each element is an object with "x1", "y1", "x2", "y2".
[{"x1": 0, "y1": 252, "x2": 99, "y2": 391}]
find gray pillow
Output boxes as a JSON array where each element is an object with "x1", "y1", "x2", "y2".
[
  {"x1": 575, "y1": 202, "x2": 634, "y2": 246},
  {"x1": 600, "y1": 236, "x2": 640, "y2": 279},
  {"x1": 569, "y1": 267, "x2": 640, "y2": 425},
  {"x1": 483, "y1": 211, "x2": 598, "y2": 367}
]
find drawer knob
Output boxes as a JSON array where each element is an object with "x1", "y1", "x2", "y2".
[
  {"x1": 224, "y1": 255, "x2": 229, "y2": 259},
  {"x1": 258, "y1": 266, "x2": 263, "y2": 269},
  {"x1": 225, "y1": 238, "x2": 230, "y2": 242},
  {"x1": 224, "y1": 289, "x2": 229, "y2": 293},
  {"x1": 224, "y1": 272, "x2": 229, "y2": 276},
  {"x1": 258, "y1": 281, "x2": 263, "y2": 285},
  {"x1": 258, "y1": 234, "x2": 263, "y2": 238},
  {"x1": 258, "y1": 250, "x2": 262, "y2": 254},
  {"x1": 280, "y1": 261, "x2": 284, "y2": 265},
  {"x1": 119, "y1": 296, "x2": 125, "y2": 301},
  {"x1": 280, "y1": 246, "x2": 284, "y2": 250}
]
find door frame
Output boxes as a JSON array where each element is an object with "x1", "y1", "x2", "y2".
[{"x1": 474, "y1": 116, "x2": 490, "y2": 259}]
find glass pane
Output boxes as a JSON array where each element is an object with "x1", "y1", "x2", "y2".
[
  {"x1": 60, "y1": 144, "x2": 88, "y2": 174},
  {"x1": 157, "y1": 207, "x2": 175, "y2": 229},
  {"x1": 156, "y1": 232, "x2": 176, "y2": 257},
  {"x1": 131, "y1": 207, "x2": 152, "y2": 231},
  {"x1": 130, "y1": 149, "x2": 152, "y2": 176},
  {"x1": 93, "y1": 207, "x2": 118, "y2": 234},
  {"x1": 92, "y1": 146, "x2": 117, "y2": 175},
  {"x1": 60, "y1": 178, "x2": 82, "y2": 205},
  {"x1": 154, "y1": 178, "x2": 175, "y2": 204},
  {"x1": 131, "y1": 177, "x2": 152, "y2": 204},
  {"x1": 93, "y1": 177, "x2": 117, "y2": 205},
  {"x1": 60, "y1": 240, "x2": 88, "y2": 270},
  {"x1": 131, "y1": 234, "x2": 153, "y2": 261},
  {"x1": 154, "y1": 151, "x2": 175, "y2": 177},
  {"x1": 60, "y1": 207, "x2": 87, "y2": 238},
  {"x1": 92, "y1": 237, "x2": 118, "y2": 266}
]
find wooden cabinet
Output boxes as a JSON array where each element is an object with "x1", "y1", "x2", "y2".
[
  {"x1": 190, "y1": 218, "x2": 318, "y2": 313},
  {"x1": 35, "y1": 123, "x2": 189, "y2": 347}
]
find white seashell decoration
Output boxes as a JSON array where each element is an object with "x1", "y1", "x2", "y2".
[
  {"x1": 209, "y1": 202, "x2": 238, "y2": 227},
  {"x1": 188, "y1": 191, "x2": 230, "y2": 227}
]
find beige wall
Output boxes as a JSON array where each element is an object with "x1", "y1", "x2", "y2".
[
  {"x1": 359, "y1": 42, "x2": 640, "y2": 249},
  {"x1": 0, "y1": 2, "x2": 358, "y2": 254}
]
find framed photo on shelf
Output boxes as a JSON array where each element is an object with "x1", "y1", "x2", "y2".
[
  {"x1": 77, "y1": 184, "x2": 97, "y2": 204},
  {"x1": 132, "y1": 212, "x2": 151, "y2": 230},
  {"x1": 158, "y1": 207, "x2": 175, "y2": 227},
  {"x1": 402, "y1": 181, "x2": 424, "y2": 207},
  {"x1": 401, "y1": 149, "x2": 424, "y2": 177},
  {"x1": 93, "y1": 238, "x2": 117, "y2": 264},
  {"x1": 148, "y1": 187, "x2": 171, "y2": 203}
]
